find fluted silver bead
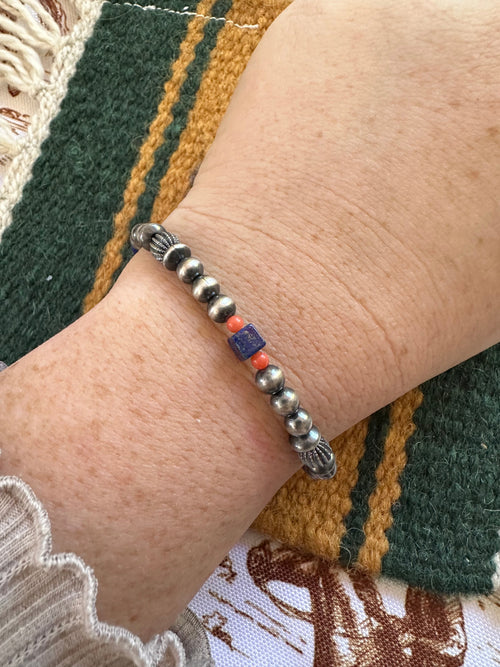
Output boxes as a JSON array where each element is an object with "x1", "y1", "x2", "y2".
[
  {"x1": 162, "y1": 243, "x2": 191, "y2": 270},
  {"x1": 177, "y1": 257, "x2": 203, "y2": 283},
  {"x1": 270, "y1": 387, "x2": 300, "y2": 416},
  {"x1": 207, "y1": 294, "x2": 236, "y2": 323},
  {"x1": 150, "y1": 229, "x2": 179, "y2": 261},
  {"x1": 192, "y1": 275, "x2": 220, "y2": 302},
  {"x1": 285, "y1": 408, "x2": 313, "y2": 436},
  {"x1": 255, "y1": 365, "x2": 285, "y2": 395},
  {"x1": 289, "y1": 424, "x2": 321, "y2": 453},
  {"x1": 300, "y1": 437, "x2": 336, "y2": 479}
]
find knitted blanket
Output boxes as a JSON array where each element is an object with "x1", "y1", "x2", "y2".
[{"x1": 0, "y1": 0, "x2": 498, "y2": 597}]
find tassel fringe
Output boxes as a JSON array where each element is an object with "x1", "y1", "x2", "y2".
[
  {"x1": 0, "y1": 0, "x2": 62, "y2": 96},
  {"x1": 0, "y1": 0, "x2": 104, "y2": 238}
]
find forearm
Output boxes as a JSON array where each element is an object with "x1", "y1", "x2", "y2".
[{"x1": 0, "y1": 248, "x2": 301, "y2": 640}]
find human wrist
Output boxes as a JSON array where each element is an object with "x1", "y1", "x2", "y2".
[
  {"x1": 109, "y1": 245, "x2": 303, "y2": 483},
  {"x1": 116, "y1": 168, "x2": 499, "y2": 453},
  {"x1": 115, "y1": 201, "x2": 421, "y2": 442},
  {"x1": 114, "y1": 207, "x2": 345, "y2": 450}
]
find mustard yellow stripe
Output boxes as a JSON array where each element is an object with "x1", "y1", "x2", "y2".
[
  {"x1": 357, "y1": 387, "x2": 424, "y2": 572},
  {"x1": 308, "y1": 419, "x2": 370, "y2": 560},
  {"x1": 252, "y1": 419, "x2": 369, "y2": 561},
  {"x1": 150, "y1": 0, "x2": 287, "y2": 224},
  {"x1": 82, "y1": 0, "x2": 217, "y2": 314}
]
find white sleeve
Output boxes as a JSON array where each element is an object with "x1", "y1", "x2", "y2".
[{"x1": 0, "y1": 475, "x2": 189, "y2": 667}]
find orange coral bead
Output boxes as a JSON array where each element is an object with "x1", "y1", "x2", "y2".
[
  {"x1": 227, "y1": 315, "x2": 244, "y2": 333},
  {"x1": 251, "y1": 351, "x2": 269, "y2": 370}
]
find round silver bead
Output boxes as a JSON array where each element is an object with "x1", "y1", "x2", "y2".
[
  {"x1": 255, "y1": 365, "x2": 284, "y2": 394},
  {"x1": 270, "y1": 387, "x2": 300, "y2": 416},
  {"x1": 162, "y1": 243, "x2": 191, "y2": 270},
  {"x1": 177, "y1": 257, "x2": 204, "y2": 283},
  {"x1": 285, "y1": 408, "x2": 313, "y2": 436},
  {"x1": 192, "y1": 275, "x2": 220, "y2": 303},
  {"x1": 207, "y1": 294, "x2": 236, "y2": 323},
  {"x1": 130, "y1": 223, "x2": 144, "y2": 250},
  {"x1": 289, "y1": 424, "x2": 321, "y2": 453},
  {"x1": 137, "y1": 223, "x2": 164, "y2": 250}
]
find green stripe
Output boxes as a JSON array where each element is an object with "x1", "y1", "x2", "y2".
[
  {"x1": 383, "y1": 343, "x2": 500, "y2": 593},
  {"x1": 122, "y1": 0, "x2": 232, "y2": 267},
  {"x1": 339, "y1": 405, "x2": 391, "y2": 566},
  {"x1": 0, "y1": 3, "x2": 192, "y2": 363}
]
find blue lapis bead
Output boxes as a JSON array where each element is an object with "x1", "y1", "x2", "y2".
[{"x1": 228, "y1": 323, "x2": 266, "y2": 361}]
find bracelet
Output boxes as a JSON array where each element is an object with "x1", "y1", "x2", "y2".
[{"x1": 130, "y1": 223, "x2": 337, "y2": 481}]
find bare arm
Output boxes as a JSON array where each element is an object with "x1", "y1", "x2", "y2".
[{"x1": 1, "y1": 0, "x2": 499, "y2": 640}]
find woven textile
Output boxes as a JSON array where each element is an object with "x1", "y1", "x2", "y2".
[
  {"x1": 0, "y1": 0, "x2": 498, "y2": 600},
  {"x1": 190, "y1": 530, "x2": 500, "y2": 666}
]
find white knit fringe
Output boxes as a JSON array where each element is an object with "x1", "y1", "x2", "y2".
[
  {"x1": 0, "y1": 0, "x2": 104, "y2": 241},
  {"x1": 493, "y1": 532, "x2": 500, "y2": 590},
  {"x1": 0, "y1": 0, "x2": 61, "y2": 95}
]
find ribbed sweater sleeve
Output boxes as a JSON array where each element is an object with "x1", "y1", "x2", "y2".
[{"x1": 0, "y1": 476, "x2": 187, "y2": 666}]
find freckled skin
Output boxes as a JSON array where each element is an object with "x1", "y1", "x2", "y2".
[{"x1": 0, "y1": 0, "x2": 499, "y2": 640}]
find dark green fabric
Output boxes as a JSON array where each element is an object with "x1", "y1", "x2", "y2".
[
  {"x1": 122, "y1": 0, "x2": 232, "y2": 265},
  {"x1": 339, "y1": 406, "x2": 391, "y2": 566},
  {"x1": 0, "y1": 0, "x2": 231, "y2": 363},
  {"x1": 383, "y1": 344, "x2": 500, "y2": 593}
]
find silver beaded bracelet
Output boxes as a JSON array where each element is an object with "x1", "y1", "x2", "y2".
[{"x1": 130, "y1": 223, "x2": 337, "y2": 480}]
